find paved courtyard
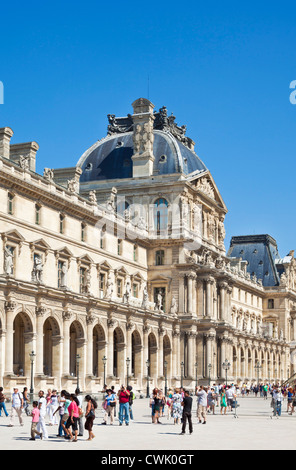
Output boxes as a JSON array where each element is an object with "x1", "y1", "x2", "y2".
[{"x1": 0, "y1": 395, "x2": 295, "y2": 451}]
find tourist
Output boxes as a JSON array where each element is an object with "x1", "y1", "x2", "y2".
[
  {"x1": 196, "y1": 386, "x2": 207, "y2": 424},
  {"x1": 226, "y1": 385, "x2": 235, "y2": 411},
  {"x1": 84, "y1": 395, "x2": 97, "y2": 440},
  {"x1": 22, "y1": 387, "x2": 30, "y2": 416},
  {"x1": 207, "y1": 388, "x2": 216, "y2": 415},
  {"x1": 29, "y1": 401, "x2": 43, "y2": 441},
  {"x1": 118, "y1": 385, "x2": 130, "y2": 426},
  {"x1": 8, "y1": 388, "x2": 24, "y2": 427},
  {"x1": 172, "y1": 388, "x2": 183, "y2": 425},
  {"x1": 53, "y1": 390, "x2": 71, "y2": 438},
  {"x1": 287, "y1": 387, "x2": 294, "y2": 414},
  {"x1": 103, "y1": 389, "x2": 117, "y2": 425},
  {"x1": 37, "y1": 390, "x2": 48, "y2": 439},
  {"x1": 65, "y1": 394, "x2": 80, "y2": 441},
  {"x1": 180, "y1": 390, "x2": 193, "y2": 435},
  {"x1": 272, "y1": 386, "x2": 283, "y2": 418},
  {"x1": 46, "y1": 389, "x2": 52, "y2": 423},
  {"x1": 49, "y1": 389, "x2": 59, "y2": 425},
  {"x1": 153, "y1": 388, "x2": 163, "y2": 424},
  {"x1": 75, "y1": 388, "x2": 84, "y2": 436},
  {"x1": 220, "y1": 387, "x2": 227, "y2": 415},
  {"x1": 0, "y1": 387, "x2": 9, "y2": 417}
]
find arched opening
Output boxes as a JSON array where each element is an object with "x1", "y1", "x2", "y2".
[
  {"x1": 148, "y1": 333, "x2": 158, "y2": 379},
  {"x1": 113, "y1": 327, "x2": 125, "y2": 379},
  {"x1": 93, "y1": 323, "x2": 106, "y2": 377},
  {"x1": 13, "y1": 312, "x2": 33, "y2": 376},
  {"x1": 43, "y1": 317, "x2": 60, "y2": 377},
  {"x1": 131, "y1": 330, "x2": 142, "y2": 379},
  {"x1": 154, "y1": 198, "x2": 169, "y2": 235},
  {"x1": 163, "y1": 335, "x2": 171, "y2": 376},
  {"x1": 69, "y1": 320, "x2": 84, "y2": 377}
]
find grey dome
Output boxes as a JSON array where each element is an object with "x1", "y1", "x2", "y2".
[{"x1": 78, "y1": 130, "x2": 207, "y2": 182}]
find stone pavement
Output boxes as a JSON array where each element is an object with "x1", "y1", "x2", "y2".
[{"x1": 0, "y1": 395, "x2": 295, "y2": 451}]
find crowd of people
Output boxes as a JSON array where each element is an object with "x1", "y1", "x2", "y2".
[{"x1": 0, "y1": 381, "x2": 295, "y2": 441}]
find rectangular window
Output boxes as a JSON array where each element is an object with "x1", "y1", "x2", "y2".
[
  {"x1": 117, "y1": 278, "x2": 122, "y2": 297},
  {"x1": 81, "y1": 223, "x2": 86, "y2": 242},
  {"x1": 155, "y1": 250, "x2": 165, "y2": 266},
  {"x1": 59, "y1": 214, "x2": 65, "y2": 234},
  {"x1": 133, "y1": 283, "x2": 139, "y2": 298},
  {"x1": 79, "y1": 267, "x2": 86, "y2": 293},
  {"x1": 268, "y1": 299, "x2": 274, "y2": 309},
  {"x1": 118, "y1": 239, "x2": 122, "y2": 255},
  {"x1": 58, "y1": 261, "x2": 64, "y2": 288},
  {"x1": 35, "y1": 204, "x2": 41, "y2": 225},
  {"x1": 8, "y1": 193, "x2": 14, "y2": 215},
  {"x1": 99, "y1": 273, "x2": 106, "y2": 298}
]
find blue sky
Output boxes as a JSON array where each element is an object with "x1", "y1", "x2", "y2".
[{"x1": 1, "y1": 0, "x2": 296, "y2": 256}]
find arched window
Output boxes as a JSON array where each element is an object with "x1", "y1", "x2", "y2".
[{"x1": 154, "y1": 198, "x2": 168, "y2": 233}]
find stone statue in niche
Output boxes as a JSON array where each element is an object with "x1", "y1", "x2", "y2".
[
  {"x1": 123, "y1": 281, "x2": 131, "y2": 304},
  {"x1": 105, "y1": 273, "x2": 113, "y2": 299},
  {"x1": 4, "y1": 246, "x2": 13, "y2": 275},
  {"x1": 142, "y1": 284, "x2": 149, "y2": 309},
  {"x1": 32, "y1": 254, "x2": 43, "y2": 283},
  {"x1": 60, "y1": 262, "x2": 68, "y2": 288},
  {"x1": 170, "y1": 296, "x2": 178, "y2": 315}
]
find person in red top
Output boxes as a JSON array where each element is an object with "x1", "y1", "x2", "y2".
[
  {"x1": 65, "y1": 394, "x2": 80, "y2": 441},
  {"x1": 118, "y1": 386, "x2": 130, "y2": 426}
]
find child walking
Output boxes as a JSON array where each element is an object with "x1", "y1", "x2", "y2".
[{"x1": 30, "y1": 401, "x2": 43, "y2": 440}]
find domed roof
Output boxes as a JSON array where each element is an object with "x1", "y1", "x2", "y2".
[{"x1": 78, "y1": 130, "x2": 207, "y2": 183}]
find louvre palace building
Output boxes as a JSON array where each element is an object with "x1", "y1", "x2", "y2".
[{"x1": 0, "y1": 98, "x2": 296, "y2": 394}]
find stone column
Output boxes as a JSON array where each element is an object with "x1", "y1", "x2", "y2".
[
  {"x1": 36, "y1": 306, "x2": 46, "y2": 375},
  {"x1": 62, "y1": 310, "x2": 72, "y2": 376},
  {"x1": 4, "y1": 301, "x2": 16, "y2": 375},
  {"x1": 218, "y1": 282, "x2": 227, "y2": 322},
  {"x1": 172, "y1": 328, "x2": 180, "y2": 378},
  {"x1": 107, "y1": 319, "x2": 114, "y2": 378},
  {"x1": 187, "y1": 272, "x2": 196, "y2": 315},
  {"x1": 206, "y1": 277, "x2": 215, "y2": 318},
  {"x1": 86, "y1": 314, "x2": 95, "y2": 376},
  {"x1": 187, "y1": 332, "x2": 195, "y2": 378},
  {"x1": 158, "y1": 326, "x2": 164, "y2": 377}
]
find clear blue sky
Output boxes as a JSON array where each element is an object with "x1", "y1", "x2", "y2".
[{"x1": 1, "y1": 0, "x2": 296, "y2": 256}]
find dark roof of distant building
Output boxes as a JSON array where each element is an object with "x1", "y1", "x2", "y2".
[{"x1": 228, "y1": 235, "x2": 281, "y2": 286}]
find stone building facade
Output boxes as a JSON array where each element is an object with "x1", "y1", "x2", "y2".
[{"x1": 0, "y1": 98, "x2": 295, "y2": 393}]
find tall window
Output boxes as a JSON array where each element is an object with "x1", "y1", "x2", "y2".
[
  {"x1": 81, "y1": 223, "x2": 86, "y2": 242},
  {"x1": 154, "y1": 198, "x2": 168, "y2": 233},
  {"x1": 35, "y1": 204, "x2": 41, "y2": 225},
  {"x1": 79, "y1": 267, "x2": 86, "y2": 293},
  {"x1": 118, "y1": 239, "x2": 122, "y2": 255},
  {"x1": 59, "y1": 214, "x2": 65, "y2": 234},
  {"x1": 7, "y1": 192, "x2": 14, "y2": 215},
  {"x1": 117, "y1": 278, "x2": 123, "y2": 297},
  {"x1": 268, "y1": 299, "x2": 274, "y2": 309},
  {"x1": 155, "y1": 250, "x2": 165, "y2": 266},
  {"x1": 99, "y1": 273, "x2": 106, "y2": 298},
  {"x1": 133, "y1": 283, "x2": 139, "y2": 298}
]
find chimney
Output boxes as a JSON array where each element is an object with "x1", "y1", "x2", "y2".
[
  {"x1": 131, "y1": 98, "x2": 155, "y2": 178},
  {"x1": 10, "y1": 141, "x2": 39, "y2": 172},
  {"x1": 0, "y1": 127, "x2": 14, "y2": 159}
]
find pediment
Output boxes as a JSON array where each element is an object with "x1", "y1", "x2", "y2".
[
  {"x1": 54, "y1": 246, "x2": 73, "y2": 258},
  {"x1": 98, "y1": 260, "x2": 112, "y2": 271},
  {"x1": 188, "y1": 171, "x2": 227, "y2": 211},
  {"x1": 77, "y1": 253, "x2": 93, "y2": 264},
  {"x1": 1, "y1": 229, "x2": 25, "y2": 243},
  {"x1": 30, "y1": 238, "x2": 51, "y2": 251}
]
